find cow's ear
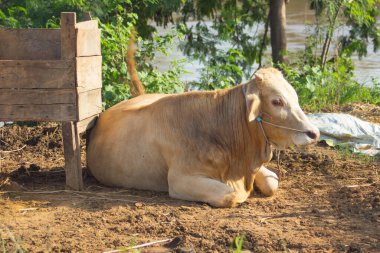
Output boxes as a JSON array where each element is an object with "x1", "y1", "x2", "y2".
[
  {"x1": 244, "y1": 81, "x2": 260, "y2": 123},
  {"x1": 254, "y1": 72, "x2": 264, "y2": 82}
]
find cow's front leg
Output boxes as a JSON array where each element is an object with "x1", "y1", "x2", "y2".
[
  {"x1": 168, "y1": 170, "x2": 238, "y2": 207},
  {"x1": 254, "y1": 166, "x2": 279, "y2": 196}
]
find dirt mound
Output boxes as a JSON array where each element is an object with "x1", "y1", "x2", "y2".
[{"x1": 0, "y1": 104, "x2": 379, "y2": 252}]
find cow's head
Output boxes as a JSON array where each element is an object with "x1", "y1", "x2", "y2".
[{"x1": 245, "y1": 67, "x2": 319, "y2": 148}]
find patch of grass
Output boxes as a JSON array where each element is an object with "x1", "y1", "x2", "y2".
[
  {"x1": 1, "y1": 235, "x2": 6, "y2": 253},
  {"x1": 0, "y1": 227, "x2": 26, "y2": 253},
  {"x1": 335, "y1": 144, "x2": 379, "y2": 165},
  {"x1": 279, "y1": 238, "x2": 288, "y2": 252},
  {"x1": 354, "y1": 153, "x2": 380, "y2": 165},
  {"x1": 231, "y1": 235, "x2": 245, "y2": 253}
]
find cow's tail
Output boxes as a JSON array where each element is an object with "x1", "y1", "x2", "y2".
[{"x1": 126, "y1": 27, "x2": 145, "y2": 97}]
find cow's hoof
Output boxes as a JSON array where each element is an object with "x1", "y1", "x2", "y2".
[
  {"x1": 211, "y1": 192, "x2": 238, "y2": 208},
  {"x1": 255, "y1": 168, "x2": 279, "y2": 197}
]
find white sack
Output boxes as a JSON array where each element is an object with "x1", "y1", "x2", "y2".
[{"x1": 308, "y1": 113, "x2": 380, "y2": 156}]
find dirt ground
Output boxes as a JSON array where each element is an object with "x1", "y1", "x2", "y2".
[{"x1": 0, "y1": 103, "x2": 379, "y2": 253}]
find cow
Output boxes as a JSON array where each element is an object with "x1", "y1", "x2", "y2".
[{"x1": 87, "y1": 40, "x2": 319, "y2": 207}]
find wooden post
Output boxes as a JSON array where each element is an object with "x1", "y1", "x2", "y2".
[
  {"x1": 83, "y1": 12, "x2": 92, "y2": 21},
  {"x1": 60, "y1": 12, "x2": 83, "y2": 190},
  {"x1": 60, "y1": 12, "x2": 76, "y2": 60},
  {"x1": 62, "y1": 122, "x2": 83, "y2": 190}
]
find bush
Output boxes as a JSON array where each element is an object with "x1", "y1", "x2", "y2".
[
  {"x1": 100, "y1": 16, "x2": 186, "y2": 108},
  {"x1": 279, "y1": 53, "x2": 380, "y2": 111}
]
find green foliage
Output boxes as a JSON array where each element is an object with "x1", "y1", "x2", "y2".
[
  {"x1": 179, "y1": 0, "x2": 269, "y2": 89},
  {"x1": 139, "y1": 59, "x2": 186, "y2": 94},
  {"x1": 99, "y1": 16, "x2": 133, "y2": 108},
  {"x1": 277, "y1": 0, "x2": 380, "y2": 111},
  {"x1": 0, "y1": 5, "x2": 30, "y2": 28},
  {"x1": 309, "y1": 0, "x2": 380, "y2": 62},
  {"x1": 279, "y1": 52, "x2": 380, "y2": 111},
  {"x1": 231, "y1": 235, "x2": 245, "y2": 253},
  {"x1": 100, "y1": 15, "x2": 185, "y2": 108},
  {"x1": 191, "y1": 48, "x2": 245, "y2": 90}
]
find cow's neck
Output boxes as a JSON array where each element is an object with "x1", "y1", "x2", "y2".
[{"x1": 214, "y1": 85, "x2": 272, "y2": 193}]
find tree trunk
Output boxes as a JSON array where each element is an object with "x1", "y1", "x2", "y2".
[
  {"x1": 258, "y1": 12, "x2": 270, "y2": 69},
  {"x1": 269, "y1": 0, "x2": 287, "y2": 64}
]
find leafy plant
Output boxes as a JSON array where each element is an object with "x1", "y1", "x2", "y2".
[
  {"x1": 277, "y1": 0, "x2": 380, "y2": 111},
  {"x1": 0, "y1": 5, "x2": 31, "y2": 28},
  {"x1": 100, "y1": 15, "x2": 186, "y2": 108},
  {"x1": 279, "y1": 54, "x2": 380, "y2": 111},
  {"x1": 309, "y1": 0, "x2": 380, "y2": 67},
  {"x1": 178, "y1": 0, "x2": 269, "y2": 89},
  {"x1": 190, "y1": 48, "x2": 245, "y2": 90},
  {"x1": 99, "y1": 15, "x2": 133, "y2": 108}
]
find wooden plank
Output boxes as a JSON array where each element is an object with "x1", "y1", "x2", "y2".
[
  {"x1": 0, "y1": 104, "x2": 77, "y2": 121},
  {"x1": 0, "y1": 29, "x2": 61, "y2": 60},
  {"x1": 77, "y1": 115, "x2": 99, "y2": 134},
  {"x1": 76, "y1": 28, "x2": 101, "y2": 57},
  {"x1": 76, "y1": 56, "x2": 102, "y2": 92},
  {"x1": 0, "y1": 60, "x2": 75, "y2": 89},
  {"x1": 77, "y1": 88, "x2": 102, "y2": 121},
  {"x1": 62, "y1": 121, "x2": 83, "y2": 190},
  {"x1": 75, "y1": 20, "x2": 98, "y2": 29},
  {"x1": 60, "y1": 12, "x2": 76, "y2": 60},
  {"x1": 61, "y1": 13, "x2": 84, "y2": 192},
  {"x1": 82, "y1": 12, "x2": 92, "y2": 22},
  {"x1": 0, "y1": 89, "x2": 76, "y2": 105}
]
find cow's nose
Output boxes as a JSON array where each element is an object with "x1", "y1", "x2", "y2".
[{"x1": 306, "y1": 130, "x2": 319, "y2": 140}]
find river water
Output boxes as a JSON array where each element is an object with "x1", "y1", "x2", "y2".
[{"x1": 154, "y1": 0, "x2": 379, "y2": 86}]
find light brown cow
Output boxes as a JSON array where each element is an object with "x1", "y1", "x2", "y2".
[{"x1": 87, "y1": 67, "x2": 320, "y2": 207}]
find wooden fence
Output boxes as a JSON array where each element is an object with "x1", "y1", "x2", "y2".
[{"x1": 0, "y1": 12, "x2": 103, "y2": 190}]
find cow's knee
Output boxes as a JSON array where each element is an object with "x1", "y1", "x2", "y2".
[
  {"x1": 255, "y1": 166, "x2": 279, "y2": 197},
  {"x1": 168, "y1": 170, "x2": 239, "y2": 207}
]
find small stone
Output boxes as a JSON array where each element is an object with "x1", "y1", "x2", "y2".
[
  {"x1": 176, "y1": 247, "x2": 195, "y2": 253},
  {"x1": 0, "y1": 179, "x2": 25, "y2": 191},
  {"x1": 135, "y1": 202, "x2": 144, "y2": 208},
  {"x1": 179, "y1": 206, "x2": 191, "y2": 211}
]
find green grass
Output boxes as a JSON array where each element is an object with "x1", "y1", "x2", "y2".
[
  {"x1": 231, "y1": 235, "x2": 245, "y2": 253},
  {"x1": 0, "y1": 228, "x2": 26, "y2": 253}
]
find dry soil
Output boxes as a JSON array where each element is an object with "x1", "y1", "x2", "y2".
[{"x1": 0, "y1": 103, "x2": 379, "y2": 253}]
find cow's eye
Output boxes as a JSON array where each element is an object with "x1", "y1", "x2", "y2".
[{"x1": 272, "y1": 99, "x2": 284, "y2": 107}]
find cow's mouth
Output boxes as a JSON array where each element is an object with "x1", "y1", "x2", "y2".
[{"x1": 292, "y1": 131, "x2": 320, "y2": 146}]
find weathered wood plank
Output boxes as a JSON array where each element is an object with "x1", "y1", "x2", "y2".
[
  {"x1": 60, "y1": 12, "x2": 76, "y2": 60},
  {"x1": 0, "y1": 104, "x2": 77, "y2": 121},
  {"x1": 75, "y1": 20, "x2": 98, "y2": 29},
  {"x1": 61, "y1": 13, "x2": 84, "y2": 191},
  {"x1": 76, "y1": 28, "x2": 101, "y2": 57},
  {"x1": 82, "y1": 12, "x2": 92, "y2": 22},
  {"x1": 0, "y1": 60, "x2": 75, "y2": 89},
  {"x1": 78, "y1": 88, "x2": 102, "y2": 121},
  {"x1": 77, "y1": 115, "x2": 99, "y2": 134},
  {"x1": 0, "y1": 89, "x2": 76, "y2": 105},
  {"x1": 62, "y1": 121, "x2": 83, "y2": 190},
  {"x1": 0, "y1": 29, "x2": 61, "y2": 60},
  {"x1": 76, "y1": 56, "x2": 102, "y2": 92}
]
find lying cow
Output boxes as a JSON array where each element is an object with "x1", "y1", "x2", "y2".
[{"x1": 88, "y1": 59, "x2": 319, "y2": 208}]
